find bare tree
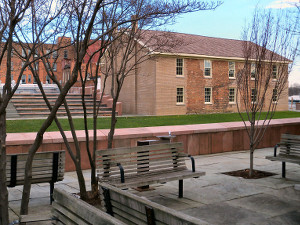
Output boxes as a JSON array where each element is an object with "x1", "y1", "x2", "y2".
[
  {"x1": 236, "y1": 9, "x2": 299, "y2": 177},
  {"x1": 33, "y1": 0, "x2": 223, "y2": 203}
]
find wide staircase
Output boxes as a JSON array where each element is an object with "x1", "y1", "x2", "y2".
[{"x1": 9, "y1": 93, "x2": 119, "y2": 118}]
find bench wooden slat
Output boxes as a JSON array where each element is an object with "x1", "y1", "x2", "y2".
[
  {"x1": 97, "y1": 164, "x2": 187, "y2": 178},
  {"x1": 100, "y1": 182, "x2": 209, "y2": 225},
  {"x1": 110, "y1": 200, "x2": 148, "y2": 223},
  {"x1": 97, "y1": 153, "x2": 185, "y2": 167},
  {"x1": 266, "y1": 134, "x2": 300, "y2": 178},
  {"x1": 96, "y1": 142, "x2": 184, "y2": 156}
]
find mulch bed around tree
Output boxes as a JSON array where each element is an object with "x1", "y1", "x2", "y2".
[{"x1": 223, "y1": 169, "x2": 277, "y2": 179}]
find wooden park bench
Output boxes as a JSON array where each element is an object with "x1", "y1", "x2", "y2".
[
  {"x1": 6, "y1": 150, "x2": 65, "y2": 202},
  {"x1": 99, "y1": 182, "x2": 209, "y2": 225},
  {"x1": 96, "y1": 142, "x2": 205, "y2": 198},
  {"x1": 266, "y1": 133, "x2": 300, "y2": 178}
]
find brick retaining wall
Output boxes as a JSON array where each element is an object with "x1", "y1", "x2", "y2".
[{"x1": 6, "y1": 118, "x2": 300, "y2": 171}]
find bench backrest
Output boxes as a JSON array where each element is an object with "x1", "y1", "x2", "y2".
[
  {"x1": 100, "y1": 182, "x2": 208, "y2": 225},
  {"x1": 96, "y1": 142, "x2": 186, "y2": 182},
  {"x1": 6, "y1": 151, "x2": 65, "y2": 187},
  {"x1": 279, "y1": 134, "x2": 300, "y2": 157}
]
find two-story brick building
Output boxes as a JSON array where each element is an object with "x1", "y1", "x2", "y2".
[{"x1": 107, "y1": 30, "x2": 288, "y2": 115}]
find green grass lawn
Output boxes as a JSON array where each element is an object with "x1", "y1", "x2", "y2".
[{"x1": 6, "y1": 111, "x2": 300, "y2": 133}]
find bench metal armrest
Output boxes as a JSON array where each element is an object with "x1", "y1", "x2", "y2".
[
  {"x1": 178, "y1": 153, "x2": 196, "y2": 172},
  {"x1": 117, "y1": 163, "x2": 125, "y2": 183},
  {"x1": 274, "y1": 144, "x2": 279, "y2": 157}
]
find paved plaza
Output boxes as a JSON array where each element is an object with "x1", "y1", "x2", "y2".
[{"x1": 8, "y1": 147, "x2": 300, "y2": 224}]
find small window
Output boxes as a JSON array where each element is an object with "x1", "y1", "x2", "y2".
[
  {"x1": 21, "y1": 75, "x2": 26, "y2": 84},
  {"x1": 229, "y1": 62, "x2": 235, "y2": 78},
  {"x1": 53, "y1": 50, "x2": 58, "y2": 59},
  {"x1": 272, "y1": 65, "x2": 277, "y2": 79},
  {"x1": 46, "y1": 49, "x2": 51, "y2": 58},
  {"x1": 22, "y1": 49, "x2": 26, "y2": 58},
  {"x1": 251, "y1": 63, "x2": 256, "y2": 79},
  {"x1": 46, "y1": 75, "x2": 51, "y2": 84},
  {"x1": 33, "y1": 77, "x2": 37, "y2": 84},
  {"x1": 176, "y1": 87, "x2": 184, "y2": 104},
  {"x1": 205, "y1": 87, "x2": 212, "y2": 103},
  {"x1": 229, "y1": 88, "x2": 236, "y2": 103},
  {"x1": 21, "y1": 61, "x2": 26, "y2": 70},
  {"x1": 28, "y1": 74, "x2": 31, "y2": 83},
  {"x1": 11, "y1": 49, "x2": 14, "y2": 57},
  {"x1": 53, "y1": 63, "x2": 57, "y2": 71},
  {"x1": 251, "y1": 88, "x2": 257, "y2": 103},
  {"x1": 11, "y1": 62, "x2": 13, "y2": 71},
  {"x1": 204, "y1": 60, "x2": 212, "y2": 77},
  {"x1": 64, "y1": 50, "x2": 68, "y2": 59},
  {"x1": 176, "y1": 58, "x2": 183, "y2": 76},
  {"x1": 46, "y1": 62, "x2": 50, "y2": 69},
  {"x1": 34, "y1": 61, "x2": 39, "y2": 71},
  {"x1": 272, "y1": 89, "x2": 278, "y2": 102},
  {"x1": 34, "y1": 49, "x2": 38, "y2": 58}
]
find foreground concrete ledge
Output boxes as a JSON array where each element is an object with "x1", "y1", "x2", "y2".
[{"x1": 6, "y1": 118, "x2": 300, "y2": 145}]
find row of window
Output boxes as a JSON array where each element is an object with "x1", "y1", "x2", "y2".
[
  {"x1": 176, "y1": 87, "x2": 278, "y2": 104},
  {"x1": 21, "y1": 49, "x2": 68, "y2": 59},
  {"x1": 10, "y1": 62, "x2": 57, "y2": 71},
  {"x1": 176, "y1": 59, "x2": 279, "y2": 80},
  {"x1": 17, "y1": 74, "x2": 52, "y2": 84}
]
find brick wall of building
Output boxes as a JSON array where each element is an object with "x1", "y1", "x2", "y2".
[
  {"x1": 155, "y1": 56, "x2": 187, "y2": 115},
  {"x1": 0, "y1": 38, "x2": 75, "y2": 85}
]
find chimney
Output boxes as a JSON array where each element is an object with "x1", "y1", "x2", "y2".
[{"x1": 131, "y1": 15, "x2": 138, "y2": 32}]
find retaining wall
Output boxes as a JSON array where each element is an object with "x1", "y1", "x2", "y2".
[{"x1": 6, "y1": 118, "x2": 300, "y2": 172}]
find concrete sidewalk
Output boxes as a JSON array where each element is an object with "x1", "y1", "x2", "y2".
[{"x1": 8, "y1": 148, "x2": 300, "y2": 224}]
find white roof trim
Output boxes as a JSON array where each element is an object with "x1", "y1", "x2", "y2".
[{"x1": 150, "y1": 52, "x2": 291, "y2": 64}]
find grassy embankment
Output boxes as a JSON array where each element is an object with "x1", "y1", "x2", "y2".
[{"x1": 7, "y1": 111, "x2": 300, "y2": 133}]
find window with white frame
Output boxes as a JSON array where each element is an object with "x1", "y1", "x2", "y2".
[
  {"x1": 204, "y1": 60, "x2": 212, "y2": 77},
  {"x1": 28, "y1": 74, "x2": 31, "y2": 83},
  {"x1": 229, "y1": 88, "x2": 236, "y2": 103},
  {"x1": 53, "y1": 63, "x2": 57, "y2": 71},
  {"x1": 272, "y1": 65, "x2": 277, "y2": 79},
  {"x1": 53, "y1": 50, "x2": 58, "y2": 59},
  {"x1": 251, "y1": 63, "x2": 256, "y2": 79},
  {"x1": 205, "y1": 87, "x2": 212, "y2": 103},
  {"x1": 46, "y1": 75, "x2": 51, "y2": 84},
  {"x1": 251, "y1": 88, "x2": 257, "y2": 103},
  {"x1": 176, "y1": 58, "x2": 183, "y2": 76},
  {"x1": 272, "y1": 88, "x2": 278, "y2": 102},
  {"x1": 229, "y1": 62, "x2": 235, "y2": 78},
  {"x1": 46, "y1": 49, "x2": 51, "y2": 58},
  {"x1": 21, "y1": 75, "x2": 26, "y2": 84},
  {"x1": 33, "y1": 61, "x2": 39, "y2": 71},
  {"x1": 22, "y1": 49, "x2": 26, "y2": 58},
  {"x1": 176, "y1": 87, "x2": 184, "y2": 104}
]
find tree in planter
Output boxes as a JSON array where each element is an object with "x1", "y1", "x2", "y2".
[{"x1": 236, "y1": 9, "x2": 299, "y2": 177}]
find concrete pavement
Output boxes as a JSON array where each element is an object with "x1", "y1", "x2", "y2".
[{"x1": 8, "y1": 147, "x2": 300, "y2": 224}]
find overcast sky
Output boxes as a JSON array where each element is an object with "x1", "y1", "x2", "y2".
[{"x1": 164, "y1": 0, "x2": 299, "y2": 86}]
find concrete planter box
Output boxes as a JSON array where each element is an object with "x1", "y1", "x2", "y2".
[{"x1": 52, "y1": 188, "x2": 124, "y2": 225}]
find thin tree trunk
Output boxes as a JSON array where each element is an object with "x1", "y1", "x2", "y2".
[
  {"x1": 107, "y1": 99, "x2": 118, "y2": 149},
  {"x1": 0, "y1": 109, "x2": 9, "y2": 225}
]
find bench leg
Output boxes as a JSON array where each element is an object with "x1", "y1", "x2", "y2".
[
  {"x1": 179, "y1": 180, "x2": 183, "y2": 198},
  {"x1": 50, "y1": 182, "x2": 54, "y2": 204},
  {"x1": 282, "y1": 162, "x2": 286, "y2": 178}
]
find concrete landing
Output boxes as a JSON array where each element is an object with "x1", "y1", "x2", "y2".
[{"x1": 8, "y1": 148, "x2": 300, "y2": 224}]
